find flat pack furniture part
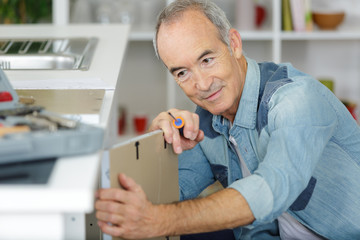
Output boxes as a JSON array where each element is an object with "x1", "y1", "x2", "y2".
[{"x1": 108, "y1": 130, "x2": 180, "y2": 240}]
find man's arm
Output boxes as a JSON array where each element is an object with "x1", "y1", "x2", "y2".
[
  {"x1": 158, "y1": 187, "x2": 255, "y2": 236},
  {"x1": 96, "y1": 174, "x2": 255, "y2": 239}
]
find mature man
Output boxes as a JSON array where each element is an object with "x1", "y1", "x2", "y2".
[{"x1": 95, "y1": 0, "x2": 360, "y2": 239}]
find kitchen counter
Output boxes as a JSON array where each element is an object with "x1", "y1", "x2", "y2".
[
  {"x1": 0, "y1": 24, "x2": 130, "y2": 240},
  {"x1": 0, "y1": 24, "x2": 128, "y2": 88}
]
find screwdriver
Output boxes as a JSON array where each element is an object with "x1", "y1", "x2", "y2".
[{"x1": 168, "y1": 112, "x2": 184, "y2": 136}]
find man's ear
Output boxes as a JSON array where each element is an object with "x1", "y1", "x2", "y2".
[{"x1": 229, "y1": 29, "x2": 242, "y2": 59}]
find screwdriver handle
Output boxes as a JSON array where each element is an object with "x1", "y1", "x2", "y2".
[
  {"x1": 172, "y1": 116, "x2": 184, "y2": 129},
  {"x1": 172, "y1": 117, "x2": 184, "y2": 136},
  {"x1": 168, "y1": 112, "x2": 184, "y2": 136}
]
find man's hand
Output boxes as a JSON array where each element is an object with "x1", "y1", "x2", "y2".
[
  {"x1": 149, "y1": 109, "x2": 204, "y2": 154},
  {"x1": 95, "y1": 175, "x2": 255, "y2": 238},
  {"x1": 95, "y1": 174, "x2": 161, "y2": 239}
]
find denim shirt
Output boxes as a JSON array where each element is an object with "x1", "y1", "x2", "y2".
[{"x1": 178, "y1": 57, "x2": 360, "y2": 240}]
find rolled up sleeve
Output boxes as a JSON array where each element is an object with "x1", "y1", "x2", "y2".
[{"x1": 228, "y1": 174, "x2": 274, "y2": 225}]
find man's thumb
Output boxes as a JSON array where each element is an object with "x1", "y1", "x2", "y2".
[{"x1": 118, "y1": 173, "x2": 137, "y2": 191}]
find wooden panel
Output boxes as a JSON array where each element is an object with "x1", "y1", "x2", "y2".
[{"x1": 110, "y1": 130, "x2": 179, "y2": 240}]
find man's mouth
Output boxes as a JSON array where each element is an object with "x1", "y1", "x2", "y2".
[{"x1": 205, "y1": 88, "x2": 222, "y2": 101}]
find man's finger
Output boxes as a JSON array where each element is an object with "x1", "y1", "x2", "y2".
[
  {"x1": 162, "y1": 119, "x2": 175, "y2": 144},
  {"x1": 149, "y1": 112, "x2": 175, "y2": 144},
  {"x1": 195, "y1": 129, "x2": 204, "y2": 142},
  {"x1": 98, "y1": 221, "x2": 124, "y2": 237},
  {"x1": 152, "y1": 118, "x2": 174, "y2": 144},
  {"x1": 118, "y1": 173, "x2": 142, "y2": 193},
  {"x1": 96, "y1": 188, "x2": 131, "y2": 203},
  {"x1": 181, "y1": 112, "x2": 200, "y2": 141},
  {"x1": 96, "y1": 210, "x2": 124, "y2": 225},
  {"x1": 171, "y1": 124, "x2": 183, "y2": 154},
  {"x1": 95, "y1": 200, "x2": 125, "y2": 213}
]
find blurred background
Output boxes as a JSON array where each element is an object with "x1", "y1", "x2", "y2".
[{"x1": 1, "y1": 0, "x2": 359, "y2": 135}]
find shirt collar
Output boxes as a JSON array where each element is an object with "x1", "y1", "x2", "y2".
[{"x1": 232, "y1": 57, "x2": 260, "y2": 129}]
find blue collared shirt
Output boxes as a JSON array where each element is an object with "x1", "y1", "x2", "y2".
[{"x1": 179, "y1": 57, "x2": 360, "y2": 239}]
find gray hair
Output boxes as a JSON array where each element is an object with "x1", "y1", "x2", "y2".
[{"x1": 153, "y1": 0, "x2": 232, "y2": 60}]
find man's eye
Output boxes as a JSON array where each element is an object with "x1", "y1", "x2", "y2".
[
  {"x1": 175, "y1": 70, "x2": 191, "y2": 82},
  {"x1": 177, "y1": 70, "x2": 187, "y2": 78},
  {"x1": 203, "y1": 57, "x2": 213, "y2": 64}
]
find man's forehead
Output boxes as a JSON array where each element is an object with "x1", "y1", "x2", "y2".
[
  {"x1": 157, "y1": 10, "x2": 219, "y2": 57},
  {"x1": 158, "y1": 9, "x2": 216, "y2": 39}
]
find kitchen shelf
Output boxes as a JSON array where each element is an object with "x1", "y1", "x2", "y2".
[
  {"x1": 281, "y1": 30, "x2": 360, "y2": 40},
  {"x1": 129, "y1": 29, "x2": 360, "y2": 44},
  {"x1": 238, "y1": 30, "x2": 275, "y2": 41},
  {"x1": 129, "y1": 29, "x2": 275, "y2": 42}
]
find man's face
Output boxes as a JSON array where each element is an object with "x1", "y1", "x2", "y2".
[{"x1": 157, "y1": 9, "x2": 245, "y2": 119}]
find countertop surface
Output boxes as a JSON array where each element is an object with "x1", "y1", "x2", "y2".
[
  {"x1": 0, "y1": 153, "x2": 101, "y2": 213},
  {"x1": 0, "y1": 24, "x2": 130, "y2": 89}
]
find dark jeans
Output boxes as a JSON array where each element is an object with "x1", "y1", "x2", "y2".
[{"x1": 181, "y1": 229, "x2": 235, "y2": 240}]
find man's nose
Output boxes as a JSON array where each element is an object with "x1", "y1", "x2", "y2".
[{"x1": 193, "y1": 69, "x2": 212, "y2": 91}]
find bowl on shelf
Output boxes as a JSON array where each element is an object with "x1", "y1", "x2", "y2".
[{"x1": 312, "y1": 11, "x2": 345, "y2": 30}]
